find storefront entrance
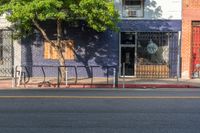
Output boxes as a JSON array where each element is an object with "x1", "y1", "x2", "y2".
[
  {"x1": 120, "y1": 32, "x2": 136, "y2": 76},
  {"x1": 120, "y1": 32, "x2": 179, "y2": 78},
  {"x1": 121, "y1": 47, "x2": 135, "y2": 76}
]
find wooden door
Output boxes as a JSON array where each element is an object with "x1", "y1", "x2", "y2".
[{"x1": 192, "y1": 26, "x2": 200, "y2": 76}]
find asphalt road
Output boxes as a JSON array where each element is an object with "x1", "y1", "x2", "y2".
[{"x1": 0, "y1": 88, "x2": 200, "y2": 133}]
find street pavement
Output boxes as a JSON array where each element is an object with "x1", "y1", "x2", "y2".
[{"x1": 0, "y1": 89, "x2": 200, "y2": 133}]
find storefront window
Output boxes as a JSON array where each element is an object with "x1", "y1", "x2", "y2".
[{"x1": 137, "y1": 32, "x2": 169, "y2": 65}]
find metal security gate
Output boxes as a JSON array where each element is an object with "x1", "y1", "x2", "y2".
[
  {"x1": 0, "y1": 30, "x2": 13, "y2": 77},
  {"x1": 136, "y1": 32, "x2": 179, "y2": 78}
]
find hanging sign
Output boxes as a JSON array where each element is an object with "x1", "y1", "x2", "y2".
[{"x1": 147, "y1": 39, "x2": 158, "y2": 54}]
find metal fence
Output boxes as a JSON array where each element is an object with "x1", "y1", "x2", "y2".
[
  {"x1": 14, "y1": 65, "x2": 118, "y2": 88},
  {"x1": 0, "y1": 29, "x2": 13, "y2": 77}
]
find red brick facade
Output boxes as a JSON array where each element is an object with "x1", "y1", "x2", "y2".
[{"x1": 182, "y1": 0, "x2": 200, "y2": 79}]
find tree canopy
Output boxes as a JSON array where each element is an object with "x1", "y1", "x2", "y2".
[
  {"x1": 0, "y1": 0, "x2": 120, "y2": 36},
  {"x1": 0, "y1": 0, "x2": 120, "y2": 80}
]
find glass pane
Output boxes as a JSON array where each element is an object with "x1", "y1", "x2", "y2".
[
  {"x1": 125, "y1": 0, "x2": 141, "y2": 6},
  {"x1": 137, "y1": 32, "x2": 169, "y2": 65},
  {"x1": 121, "y1": 32, "x2": 135, "y2": 45},
  {"x1": 121, "y1": 47, "x2": 135, "y2": 76}
]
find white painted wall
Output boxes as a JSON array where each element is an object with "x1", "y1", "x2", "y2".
[
  {"x1": 13, "y1": 40, "x2": 21, "y2": 68},
  {"x1": 0, "y1": 14, "x2": 11, "y2": 28},
  {"x1": 115, "y1": 0, "x2": 182, "y2": 19}
]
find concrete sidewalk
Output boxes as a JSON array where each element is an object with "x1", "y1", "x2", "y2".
[
  {"x1": 0, "y1": 77, "x2": 200, "y2": 89},
  {"x1": 0, "y1": 79, "x2": 13, "y2": 89}
]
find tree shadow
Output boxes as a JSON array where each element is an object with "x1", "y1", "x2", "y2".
[
  {"x1": 21, "y1": 0, "x2": 181, "y2": 78},
  {"x1": 62, "y1": 22, "x2": 118, "y2": 78},
  {"x1": 145, "y1": 0, "x2": 163, "y2": 19},
  {"x1": 23, "y1": 20, "x2": 118, "y2": 78}
]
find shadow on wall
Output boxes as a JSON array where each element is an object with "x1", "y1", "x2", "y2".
[
  {"x1": 21, "y1": 36, "x2": 33, "y2": 76},
  {"x1": 64, "y1": 23, "x2": 118, "y2": 77},
  {"x1": 115, "y1": 0, "x2": 163, "y2": 19},
  {"x1": 119, "y1": 19, "x2": 175, "y2": 32},
  {"x1": 145, "y1": 0, "x2": 163, "y2": 19},
  {"x1": 21, "y1": 21, "x2": 118, "y2": 78},
  {"x1": 119, "y1": 0, "x2": 174, "y2": 32}
]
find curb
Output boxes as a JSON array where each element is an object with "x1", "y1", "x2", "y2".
[
  {"x1": 118, "y1": 84, "x2": 199, "y2": 88},
  {"x1": 9, "y1": 84, "x2": 200, "y2": 89},
  {"x1": 0, "y1": 80, "x2": 199, "y2": 89}
]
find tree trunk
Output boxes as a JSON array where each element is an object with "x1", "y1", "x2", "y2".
[
  {"x1": 56, "y1": 46, "x2": 66, "y2": 81},
  {"x1": 56, "y1": 19, "x2": 66, "y2": 82},
  {"x1": 32, "y1": 19, "x2": 67, "y2": 82}
]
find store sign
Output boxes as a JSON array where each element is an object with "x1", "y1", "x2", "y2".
[{"x1": 147, "y1": 40, "x2": 158, "y2": 54}]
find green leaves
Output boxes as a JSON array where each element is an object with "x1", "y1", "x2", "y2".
[
  {"x1": 70, "y1": 0, "x2": 120, "y2": 32},
  {"x1": 0, "y1": 0, "x2": 120, "y2": 37}
]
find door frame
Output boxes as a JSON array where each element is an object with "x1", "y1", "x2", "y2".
[{"x1": 119, "y1": 31, "x2": 137, "y2": 77}]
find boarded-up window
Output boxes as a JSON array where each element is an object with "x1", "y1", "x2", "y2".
[{"x1": 44, "y1": 40, "x2": 75, "y2": 60}]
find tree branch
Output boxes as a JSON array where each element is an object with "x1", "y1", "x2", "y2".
[
  {"x1": 57, "y1": 19, "x2": 62, "y2": 47},
  {"x1": 32, "y1": 19, "x2": 56, "y2": 47}
]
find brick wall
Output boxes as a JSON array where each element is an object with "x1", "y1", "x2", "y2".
[{"x1": 182, "y1": 0, "x2": 200, "y2": 79}]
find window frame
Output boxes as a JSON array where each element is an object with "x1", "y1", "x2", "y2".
[
  {"x1": 124, "y1": 0, "x2": 142, "y2": 8},
  {"x1": 122, "y1": 0, "x2": 144, "y2": 18}
]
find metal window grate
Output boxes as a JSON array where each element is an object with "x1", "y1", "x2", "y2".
[{"x1": 136, "y1": 32, "x2": 178, "y2": 78}]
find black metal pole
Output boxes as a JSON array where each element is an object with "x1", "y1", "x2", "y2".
[
  {"x1": 57, "y1": 67, "x2": 60, "y2": 88},
  {"x1": 75, "y1": 66, "x2": 78, "y2": 84},
  {"x1": 41, "y1": 66, "x2": 46, "y2": 83}
]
